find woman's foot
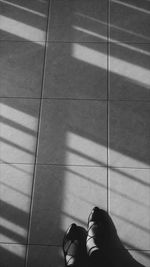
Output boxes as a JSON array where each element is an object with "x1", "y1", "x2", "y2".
[
  {"x1": 63, "y1": 223, "x2": 87, "y2": 267},
  {"x1": 87, "y1": 207, "x2": 145, "y2": 267},
  {"x1": 87, "y1": 207, "x2": 102, "y2": 256},
  {"x1": 87, "y1": 207, "x2": 117, "y2": 256}
]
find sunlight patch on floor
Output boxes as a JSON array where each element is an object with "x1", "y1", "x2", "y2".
[
  {"x1": 65, "y1": 131, "x2": 106, "y2": 166},
  {"x1": 1, "y1": 182, "x2": 30, "y2": 212},
  {"x1": 0, "y1": 15, "x2": 45, "y2": 44},
  {"x1": 0, "y1": 104, "x2": 37, "y2": 256},
  {"x1": 73, "y1": 26, "x2": 150, "y2": 56},
  {"x1": 0, "y1": 123, "x2": 36, "y2": 152},
  {"x1": 0, "y1": 102, "x2": 38, "y2": 163},
  {"x1": 0, "y1": 103, "x2": 38, "y2": 131},
  {"x1": 0, "y1": 241, "x2": 25, "y2": 257},
  {"x1": 72, "y1": 43, "x2": 150, "y2": 89},
  {"x1": 0, "y1": 217, "x2": 27, "y2": 238}
]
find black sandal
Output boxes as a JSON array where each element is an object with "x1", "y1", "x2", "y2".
[
  {"x1": 87, "y1": 208, "x2": 143, "y2": 267},
  {"x1": 86, "y1": 207, "x2": 103, "y2": 256},
  {"x1": 63, "y1": 223, "x2": 87, "y2": 267},
  {"x1": 87, "y1": 207, "x2": 118, "y2": 256}
]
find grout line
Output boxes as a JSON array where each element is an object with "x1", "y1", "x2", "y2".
[
  {"x1": 107, "y1": 0, "x2": 111, "y2": 214},
  {"x1": 40, "y1": 41, "x2": 150, "y2": 45},
  {"x1": 0, "y1": 162, "x2": 150, "y2": 169},
  {"x1": 1, "y1": 39, "x2": 150, "y2": 45},
  {"x1": 0, "y1": 242, "x2": 62, "y2": 247},
  {"x1": 0, "y1": 97, "x2": 109, "y2": 101},
  {"x1": 24, "y1": 0, "x2": 53, "y2": 266},
  {"x1": 1, "y1": 97, "x2": 150, "y2": 102},
  {"x1": 107, "y1": 166, "x2": 150, "y2": 170},
  {"x1": 106, "y1": 0, "x2": 109, "y2": 214}
]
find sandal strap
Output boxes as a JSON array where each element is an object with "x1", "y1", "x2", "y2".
[{"x1": 87, "y1": 245, "x2": 99, "y2": 256}]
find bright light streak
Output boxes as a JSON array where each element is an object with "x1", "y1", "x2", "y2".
[
  {"x1": 75, "y1": 12, "x2": 150, "y2": 41},
  {"x1": 0, "y1": 241, "x2": 25, "y2": 257},
  {"x1": 0, "y1": 122, "x2": 36, "y2": 152},
  {"x1": 0, "y1": 0, "x2": 46, "y2": 17},
  {"x1": 0, "y1": 217, "x2": 27, "y2": 237},
  {"x1": 111, "y1": 0, "x2": 150, "y2": 15},
  {"x1": 73, "y1": 43, "x2": 107, "y2": 69},
  {"x1": 66, "y1": 132, "x2": 107, "y2": 165},
  {"x1": 0, "y1": 103, "x2": 38, "y2": 131},
  {"x1": 0, "y1": 15, "x2": 45, "y2": 43},
  {"x1": 1, "y1": 181, "x2": 29, "y2": 198},
  {"x1": 73, "y1": 26, "x2": 150, "y2": 56},
  {"x1": 0, "y1": 142, "x2": 35, "y2": 163},
  {"x1": 72, "y1": 44, "x2": 150, "y2": 88},
  {"x1": 1, "y1": 183, "x2": 30, "y2": 212},
  {"x1": 0, "y1": 164, "x2": 33, "y2": 195},
  {"x1": 0, "y1": 181, "x2": 29, "y2": 198}
]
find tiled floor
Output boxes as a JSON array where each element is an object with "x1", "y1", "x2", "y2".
[{"x1": 0, "y1": 0, "x2": 150, "y2": 266}]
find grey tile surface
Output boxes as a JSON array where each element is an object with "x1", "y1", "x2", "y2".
[
  {"x1": 110, "y1": 0, "x2": 150, "y2": 43},
  {"x1": 0, "y1": 244, "x2": 26, "y2": 267},
  {"x1": 0, "y1": 0, "x2": 49, "y2": 41},
  {"x1": 1, "y1": 0, "x2": 150, "y2": 266},
  {"x1": 48, "y1": 0, "x2": 108, "y2": 42},
  {"x1": 109, "y1": 43, "x2": 150, "y2": 100},
  {"x1": 0, "y1": 41, "x2": 45, "y2": 98},
  {"x1": 109, "y1": 168, "x2": 150, "y2": 250},
  {"x1": 27, "y1": 245, "x2": 63, "y2": 267},
  {"x1": 0, "y1": 98, "x2": 40, "y2": 163},
  {"x1": 109, "y1": 101, "x2": 150, "y2": 168},
  {"x1": 37, "y1": 99, "x2": 107, "y2": 166},
  {"x1": 29, "y1": 165, "x2": 107, "y2": 245},
  {"x1": 43, "y1": 42, "x2": 107, "y2": 99}
]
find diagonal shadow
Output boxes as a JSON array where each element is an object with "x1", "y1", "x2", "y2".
[{"x1": 0, "y1": 1, "x2": 150, "y2": 267}]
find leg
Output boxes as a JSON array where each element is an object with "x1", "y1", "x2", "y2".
[{"x1": 87, "y1": 207, "x2": 146, "y2": 267}]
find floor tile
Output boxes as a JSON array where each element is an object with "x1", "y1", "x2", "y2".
[
  {"x1": 109, "y1": 168, "x2": 150, "y2": 250},
  {"x1": 0, "y1": 243, "x2": 26, "y2": 267},
  {"x1": 29, "y1": 165, "x2": 107, "y2": 245},
  {"x1": 109, "y1": 101, "x2": 150, "y2": 168},
  {"x1": 0, "y1": 0, "x2": 49, "y2": 41},
  {"x1": 37, "y1": 99, "x2": 107, "y2": 165},
  {"x1": 0, "y1": 41, "x2": 45, "y2": 98},
  {"x1": 43, "y1": 42, "x2": 107, "y2": 99},
  {"x1": 48, "y1": 0, "x2": 108, "y2": 42},
  {"x1": 130, "y1": 250, "x2": 150, "y2": 267},
  {"x1": 0, "y1": 164, "x2": 34, "y2": 243},
  {"x1": 0, "y1": 98, "x2": 40, "y2": 164},
  {"x1": 109, "y1": 43, "x2": 150, "y2": 100},
  {"x1": 27, "y1": 245, "x2": 63, "y2": 267},
  {"x1": 110, "y1": 0, "x2": 150, "y2": 43}
]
